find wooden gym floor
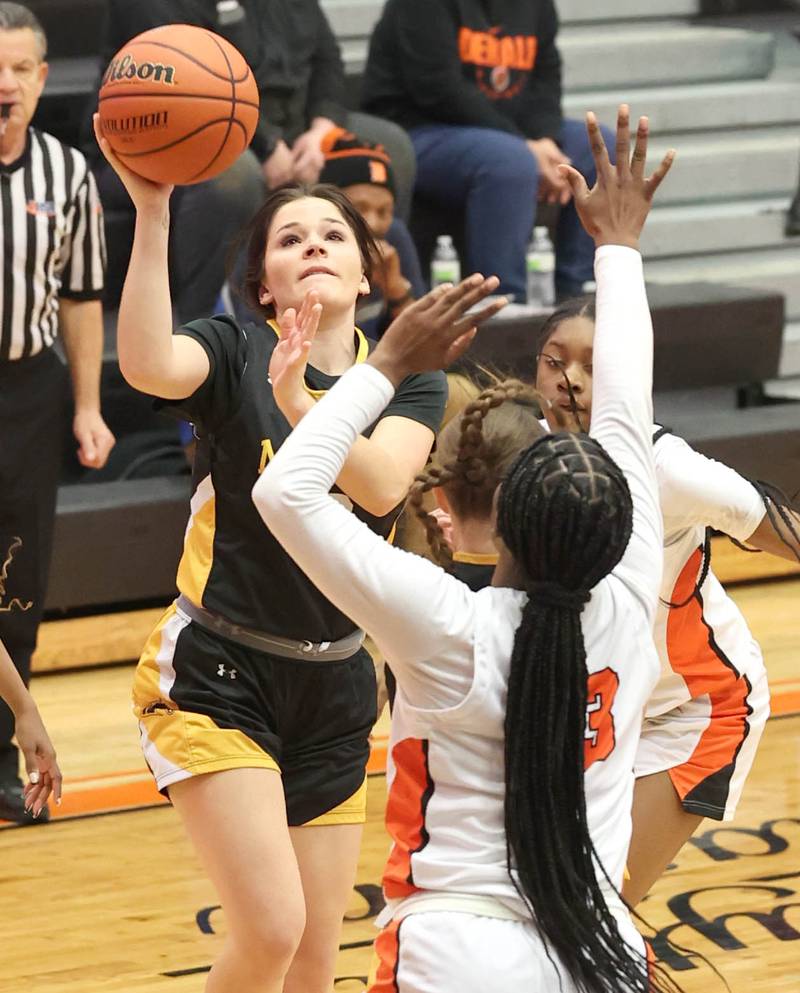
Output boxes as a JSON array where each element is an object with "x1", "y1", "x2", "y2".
[{"x1": 0, "y1": 546, "x2": 797, "y2": 992}]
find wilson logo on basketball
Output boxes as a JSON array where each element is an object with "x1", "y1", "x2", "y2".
[
  {"x1": 102, "y1": 54, "x2": 177, "y2": 86},
  {"x1": 102, "y1": 111, "x2": 170, "y2": 136}
]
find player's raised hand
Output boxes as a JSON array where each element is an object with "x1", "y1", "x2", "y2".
[
  {"x1": 368, "y1": 274, "x2": 507, "y2": 385},
  {"x1": 558, "y1": 104, "x2": 675, "y2": 250},
  {"x1": 93, "y1": 113, "x2": 173, "y2": 214},
  {"x1": 269, "y1": 290, "x2": 323, "y2": 424}
]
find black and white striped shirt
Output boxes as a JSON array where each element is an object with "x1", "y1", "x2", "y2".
[{"x1": 0, "y1": 127, "x2": 106, "y2": 362}]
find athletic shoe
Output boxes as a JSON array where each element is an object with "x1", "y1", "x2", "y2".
[{"x1": 0, "y1": 781, "x2": 49, "y2": 826}]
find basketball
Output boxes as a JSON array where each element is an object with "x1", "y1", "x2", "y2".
[{"x1": 97, "y1": 24, "x2": 260, "y2": 186}]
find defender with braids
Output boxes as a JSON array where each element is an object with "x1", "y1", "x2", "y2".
[
  {"x1": 534, "y1": 296, "x2": 795, "y2": 908},
  {"x1": 408, "y1": 380, "x2": 550, "y2": 588},
  {"x1": 254, "y1": 107, "x2": 677, "y2": 992}
]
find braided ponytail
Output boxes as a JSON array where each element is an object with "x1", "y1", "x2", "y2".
[
  {"x1": 497, "y1": 432, "x2": 679, "y2": 993},
  {"x1": 409, "y1": 380, "x2": 551, "y2": 566}
]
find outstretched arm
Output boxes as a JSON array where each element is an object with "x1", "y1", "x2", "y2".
[
  {"x1": 253, "y1": 278, "x2": 506, "y2": 705},
  {"x1": 657, "y1": 437, "x2": 800, "y2": 564},
  {"x1": 559, "y1": 107, "x2": 675, "y2": 618},
  {"x1": 92, "y1": 116, "x2": 210, "y2": 400}
]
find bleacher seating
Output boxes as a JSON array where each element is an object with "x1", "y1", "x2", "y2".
[{"x1": 31, "y1": 0, "x2": 800, "y2": 613}]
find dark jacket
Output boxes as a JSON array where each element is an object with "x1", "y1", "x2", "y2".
[
  {"x1": 87, "y1": 0, "x2": 348, "y2": 161},
  {"x1": 362, "y1": 0, "x2": 561, "y2": 141}
]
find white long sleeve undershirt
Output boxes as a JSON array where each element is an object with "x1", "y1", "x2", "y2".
[{"x1": 253, "y1": 245, "x2": 662, "y2": 709}]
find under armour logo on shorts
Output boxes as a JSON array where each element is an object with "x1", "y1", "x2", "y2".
[{"x1": 217, "y1": 664, "x2": 238, "y2": 679}]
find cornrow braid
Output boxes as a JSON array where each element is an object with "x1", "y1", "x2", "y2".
[
  {"x1": 497, "y1": 431, "x2": 680, "y2": 993},
  {"x1": 408, "y1": 380, "x2": 550, "y2": 567}
]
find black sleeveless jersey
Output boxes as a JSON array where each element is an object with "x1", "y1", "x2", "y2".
[
  {"x1": 451, "y1": 551, "x2": 497, "y2": 592},
  {"x1": 164, "y1": 315, "x2": 447, "y2": 641}
]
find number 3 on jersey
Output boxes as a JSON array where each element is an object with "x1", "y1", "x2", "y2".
[
  {"x1": 584, "y1": 667, "x2": 619, "y2": 769},
  {"x1": 258, "y1": 438, "x2": 275, "y2": 474}
]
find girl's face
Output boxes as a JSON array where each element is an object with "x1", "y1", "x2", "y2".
[
  {"x1": 535, "y1": 315, "x2": 595, "y2": 432},
  {"x1": 259, "y1": 196, "x2": 370, "y2": 318}
]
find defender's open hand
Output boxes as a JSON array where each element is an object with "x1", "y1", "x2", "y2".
[
  {"x1": 559, "y1": 105, "x2": 675, "y2": 251},
  {"x1": 368, "y1": 274, "x2": 507, "y2": 385}
]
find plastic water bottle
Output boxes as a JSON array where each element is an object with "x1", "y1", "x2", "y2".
[
  {"x1": 526, "y1": 226, "x2": 555, "y2": 308},
  {"x1": 430, "y1": 235, "x2": 461, "y2": 289},
  {"x1": 216, "y1": 0, "x2": 245, "y2": 24}
]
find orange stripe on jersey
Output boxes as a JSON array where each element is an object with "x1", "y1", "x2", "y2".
[
  {"x1": 383, "y1": 738, "x2": 434, "y2": 901},
  {"x1": 666, "y1": 547, "x2": 753, "y2": 804},
  {"x1": 368, "y1": 918, "x2": 402, "y2": 993}
]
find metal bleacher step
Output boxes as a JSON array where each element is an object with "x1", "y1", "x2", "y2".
[
  {"x1": 646, "y1": 247, "x2": 800, "y2": 321},
  {"x1": 560, "y1": 23, "x2": 775, "y2": 91},
  {"x1": 339, "y1": 23, "x2": 776, "y2": 85},
  {"x1": 322, "y1": 0, "x2": 702, "y2": 36},
  {"x1": 645, "y1": 128, "x2": 800, "y2": 205},
  {"x1": 557, "y1": 0, "x2": 700, "y2": 24},
  {"x1": 563, "y1": 79, "x2": 800, "y2": 135},
  {"x1": 779, "y1": 322, "x2": 800, "y2": 378},
  {"x1": 642, "y1": 199, "x2": 799, "y2": 259}
]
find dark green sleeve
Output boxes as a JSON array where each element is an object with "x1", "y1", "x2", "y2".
[
  {"x1": 156, "y1": 315, "x2": 248, "y2": 434},
  {"x1": 380, "y1": 369, "x2": 448, "y2": 434}
]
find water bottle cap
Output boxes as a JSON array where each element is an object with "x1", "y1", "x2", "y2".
[
  {"x1": 534, "y1": 226, "x2": 549, "y2": 238},
  {"x1": 437, "y1": 234, "x2": 453, "y2": 247}
]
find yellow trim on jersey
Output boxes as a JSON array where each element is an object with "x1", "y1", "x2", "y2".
[
  {"x1": 132, "y1": 603, "x2": 181, "y2": 712},
  {"x1": 301, "y1": 776, "x2": 367, "y2": 826},
  {"x1": 140, "y1": 708, "x2": 281, "y2": 791},
  {"x1": 452, "y1": 551, "x2": 499, "y2": 566},
  {"x1": 266, "y1": 318, "x2": 369, "y2": 400},
  {"x1": 176, "y1": 475, "x2": 216, "y2": 607}
]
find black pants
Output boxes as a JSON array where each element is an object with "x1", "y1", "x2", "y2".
[{"x1": 0, "y1": 349, "x2": 67, "y2": 781}]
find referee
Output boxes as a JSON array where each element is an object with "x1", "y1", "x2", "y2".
[{"x1": 0, "y1": 3, "x2": 114, "y2": 824}]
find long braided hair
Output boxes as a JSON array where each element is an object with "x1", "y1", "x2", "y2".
[
  {"x1": 496, "y1": 432, "x2": 670, "y2": 993},
  {"x1": 408, "y1": 379, "x2": 553, "y2": 567}
]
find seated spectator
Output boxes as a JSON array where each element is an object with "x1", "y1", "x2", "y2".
[
  {"x1": 319, "y1": 129, "x2": 426, "y2": 337},
  {"x1": 85, "y1": 0, "x2": 416, "y2": 322},
  {"x1": 361, "y1": 0, "x2": 615, "y2": 301}
]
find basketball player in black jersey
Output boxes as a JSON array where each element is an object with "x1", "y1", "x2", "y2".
[{"x1": 93, "y1": 115, "x2": 508, "y2": 993}]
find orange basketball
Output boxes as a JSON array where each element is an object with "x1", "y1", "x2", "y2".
[{"x1": 97, "y1": 23, "x2": 260, "y2": 186}]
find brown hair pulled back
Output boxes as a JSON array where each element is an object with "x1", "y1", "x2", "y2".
[
  {"x1": 237, "y1": 183, "x2": 380, "y2": 320},
  {"x1": 409, "y1": 379, "x2": 560, "y2": 567}
]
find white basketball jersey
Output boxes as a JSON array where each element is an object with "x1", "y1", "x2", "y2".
[
  {"x1": 383, "y1": 578, "x2": 661, "y2": 919},
  {"x1": 254, "y1": 245, "x2": 662, "y2": 923},
  {"x1": 647, "y1": 432, "x2": 767, "y2": 718}
]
